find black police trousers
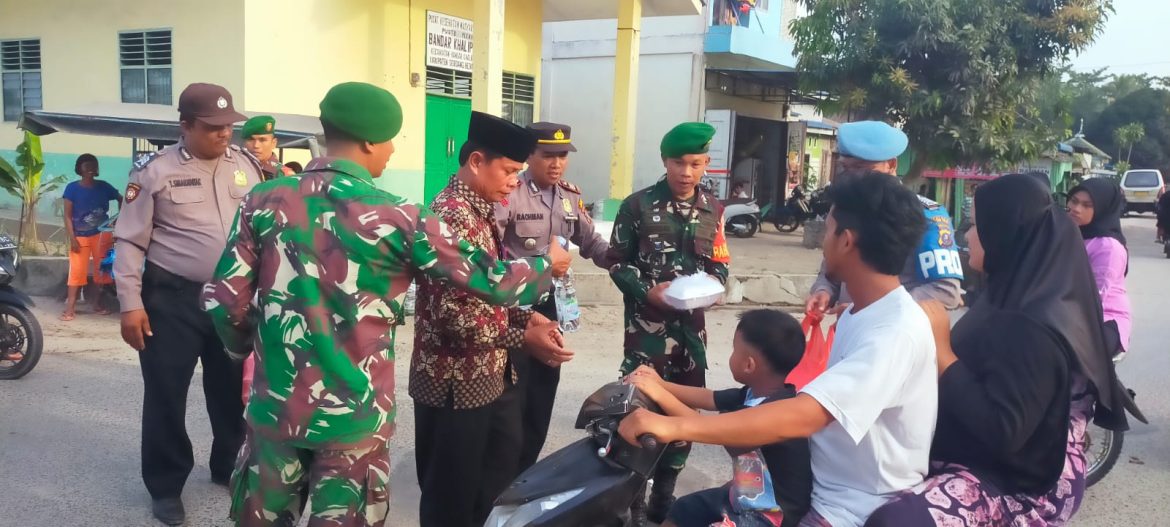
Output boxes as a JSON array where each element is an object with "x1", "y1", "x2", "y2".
[
  {"x1": 414, "y1": 381, "x2": 523, "y2": 527},
  {"x1": 138, "y1": 262, "x2": 244, "y2": 499},
  {"x1": 514, "y1": 297, "x2": 563, "y2": 471}
]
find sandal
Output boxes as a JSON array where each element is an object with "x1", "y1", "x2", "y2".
[
  {"x1": 59, "y1": 312, "x2": 76, "y2": 322},
  {"x1": 94, "y1": 307, "x2": 111, "y2": 316},
  {"x1": 1, "y1": 351, "x2": 23, "y2": 362}
]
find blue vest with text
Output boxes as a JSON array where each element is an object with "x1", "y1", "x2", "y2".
[{"x1": 916, "y1": 196, "x2": 964, "y2": 281}]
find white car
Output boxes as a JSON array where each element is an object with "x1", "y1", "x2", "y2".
[{"x1": 1120, "y1": 169, "x2": 1164, "y2": 214}]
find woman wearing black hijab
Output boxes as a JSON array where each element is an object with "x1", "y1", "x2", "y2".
[
  {"x1": 866, "y1": 174, "x2": 1135, "y2": 526},
  {"x1": 1067, "y1": 178, "x2": 1132, "y2": 357}
]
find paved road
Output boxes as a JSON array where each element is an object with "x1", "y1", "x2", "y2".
[{"x1": 0, "y1": 218, "x2": 1165, "y2": 526}]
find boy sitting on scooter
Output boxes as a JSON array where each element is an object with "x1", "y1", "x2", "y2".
[{"x1": 628, "y1": 309, "x2": 812, "y2": 527}]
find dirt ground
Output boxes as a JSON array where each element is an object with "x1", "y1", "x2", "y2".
[{"x1": 5, "y1": 297, "x2": 780, "y2": 526}]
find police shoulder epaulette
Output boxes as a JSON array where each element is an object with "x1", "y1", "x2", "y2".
[
  {"x1": 231, "y1": 144, "x2": 265, "y2": 172},
  {"x1": 917, "y1": 195, "x2": 941, "y2": 211},
  {"x1": 132, "y1": 151, "x2": 162, "y2": 172},
  {"x1": 557, "y1": 179, "x2": 582, "y2": 194}
]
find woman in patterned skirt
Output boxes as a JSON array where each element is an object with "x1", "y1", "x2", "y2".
[{"x1": 865, "y1": 174, "x2": 1135, "y2": 526}]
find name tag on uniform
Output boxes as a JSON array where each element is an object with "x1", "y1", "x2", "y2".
[
  {"x1": 169, "y1": 178, "x2": 202, "y2": 188},
  {"x1": 516, "y1": 213, "x2": 544, "y2": 221}
]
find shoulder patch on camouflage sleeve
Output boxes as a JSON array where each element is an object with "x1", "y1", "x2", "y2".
[
  {"x1": 557, "y1": 179, "x2": 582, "y2": 194},
  {"x1": 132, "y1": 151, "x2": 160, "y2": 171}
]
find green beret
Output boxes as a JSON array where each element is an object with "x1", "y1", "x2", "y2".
[
  {"x1": 661, "y1": 122, "x2": 716, "y2": 158},
  {"x1": 241, "y1": 115, "x2": 276, "y2": 138},
  {"x1": 319, "y1": 82, "x2": 403, "y2": 143}
]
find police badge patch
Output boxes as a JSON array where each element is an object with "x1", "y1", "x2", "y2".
[{"x1": 125, "y1": 183, "x2": 142, "y2": 203}]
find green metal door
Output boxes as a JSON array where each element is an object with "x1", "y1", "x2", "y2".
[{"x1": 424, "y1": 95, "x2": 472, "y2": 204}]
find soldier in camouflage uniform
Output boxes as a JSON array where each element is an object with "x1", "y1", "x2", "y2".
[
  {"x1": 606, "y1": 122, "x2": 731, "y2": 525},
  {"x1": 241, "y1": 115, "x2": 295, "y2": 180},
  {"x1": 201, "y1": 82, "x2": 564, "y2": 527}
]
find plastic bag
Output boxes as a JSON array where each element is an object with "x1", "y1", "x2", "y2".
[
  {"x1": 730, "y1": 450, "x2": 781, "y2": 513},
  {"x1": 786, "y1": 312, "x2": 834, "y2": 390}
]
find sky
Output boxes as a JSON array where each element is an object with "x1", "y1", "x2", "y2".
[{"x1": 1070, "y1": 0, "x2": 1170, "y2": 77}]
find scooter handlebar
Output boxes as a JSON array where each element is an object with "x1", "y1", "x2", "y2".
[{"x1": 638, "y1": 434, "x2": 659, "y2": 450}]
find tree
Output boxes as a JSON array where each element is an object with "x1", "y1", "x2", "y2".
[
  {"x1": 1088, "y1": 88, "x2": 1170, "y2": 173},
  {"x1": 790, "y1": 0, "x2": 1113, "y2": 178},
  {"x1": 0, "y1": 131, "x2": 66, "y2": 252},
  {"x1": 1112, "y1": 122, "x2": 1145, "y2": 163}
]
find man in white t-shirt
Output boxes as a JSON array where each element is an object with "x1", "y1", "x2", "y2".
[{"x1": 620, "y1": 170, "x2": 940, "y2": 527}]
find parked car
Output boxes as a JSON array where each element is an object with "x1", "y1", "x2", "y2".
[{"x1": 1119, "y1": 169, "x2": 1165, "y2": 214}]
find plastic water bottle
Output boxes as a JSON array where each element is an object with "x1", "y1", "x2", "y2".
[
  {"x1": 553, "y1": 237, "x2": 581, "y2": 333},
  {"x1": 404, "y1": 282, "x2": 417, "y2": 316}
]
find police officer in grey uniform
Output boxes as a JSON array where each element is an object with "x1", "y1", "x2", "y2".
[
  {"x1": 114, "y1": 83, "x2": 264, "y2": 526},
  {"x1": 495, "y1": 122, "x2": 609, "y2": 471}
]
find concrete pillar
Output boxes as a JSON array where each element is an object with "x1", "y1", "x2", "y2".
[
  {"x1": 609, "y1": 0, "x2": 642, "y2": 199},
  {"x1": 473, "y1": 0, "x2": 505, "y2": 115}
]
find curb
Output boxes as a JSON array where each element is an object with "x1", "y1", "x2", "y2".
[{"x1": 574, "y1": 272, "x2": 817, "y2": 307}]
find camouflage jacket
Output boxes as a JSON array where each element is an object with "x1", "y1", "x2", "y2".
[
  {"x1": 606, "y1": 179, "x2": 731, "y2": 372},
  {"x1": 201, "y1": 157, "x2": 552, "y2": 449}
]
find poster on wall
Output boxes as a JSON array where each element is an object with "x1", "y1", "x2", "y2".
[
  {"x1": 426, "y1": 11, "x2": 474, "y2": 72},
  {"x1": 786, "y1": 122, "x2": 807, "y2": 190},
  {"x1": 704, "y1": 109, "x2": 736, "y2": 199}
]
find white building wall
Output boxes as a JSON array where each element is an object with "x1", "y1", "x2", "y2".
[
  {"x1": 542, "y1": 16, "x2": 706, "y2": 201},
  {"x1": 542, "y1": 6, "x2": 811, "y2": 201}
]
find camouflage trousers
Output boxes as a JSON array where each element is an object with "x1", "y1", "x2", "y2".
[
  {"x1": 229, "y1": 433, "x2": 391, "y2": 527},
  {"x1": 620, "y1": 341, "x2": 706, "y2": 471}
]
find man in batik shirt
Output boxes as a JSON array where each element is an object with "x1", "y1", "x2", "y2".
[
  {"x1": 411, "y1": 111, "x2": 571, "y2": 527},
  {"x1": 201, "y1": 83, "x2": 568, "y2": 527}
]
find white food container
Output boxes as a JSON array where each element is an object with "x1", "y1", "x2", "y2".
[{"x1": 662, "y1": 273, "x2": 724, "y2": 311}]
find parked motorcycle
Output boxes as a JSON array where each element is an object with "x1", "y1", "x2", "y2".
[
  {"x1": 486, "y1": 381, "x2": 664, "y2": 527},
  {"x1": 0, "y1": 233, "x2": 44, "y2": 380},
  {"x1": 723, "y1": 199, "x2": 761, "y2": 238},
  {"x1": 768, "y1": 188, "x2": 831, "y2": 233}
]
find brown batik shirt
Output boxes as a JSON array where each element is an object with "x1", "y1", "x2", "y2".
[{"x1": 410, "y1": 176, "x2": 533, "y2": 409}]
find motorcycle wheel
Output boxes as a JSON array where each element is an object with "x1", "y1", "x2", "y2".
[
  {"x1": 728, "y1": 216, "x2": 759, "y2": 238},
  {"x1": 1084, "y1": 423, "x2": 1123, "y2": 487},
  {"x1": 0, "y1": 303, "x2": 43, "y2": 380},
  {"x1": 775, "y1": 216, "x2": 800, "y2": 233}
]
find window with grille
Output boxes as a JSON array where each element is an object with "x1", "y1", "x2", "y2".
[
  {"x1": 120, "y1": 29, "x2": 172, "y2": 105},
  {"x1": 502, "y1": 72, "x2": 535, "y2": 126},
  {"x1": 1, "y1": 39, "x2": 42, "y2": 122},
  {"x1": 426, "y1": 66, "x2": 473, "y2": 98}
]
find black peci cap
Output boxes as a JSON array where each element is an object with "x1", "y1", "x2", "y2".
[{"x1": 468, "y1": 111, "x2": 536, "y2": 163}]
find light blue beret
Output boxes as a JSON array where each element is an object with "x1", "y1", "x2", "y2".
[{"x1": 837, "y1": 121, "x2": 909, "y2": 161}]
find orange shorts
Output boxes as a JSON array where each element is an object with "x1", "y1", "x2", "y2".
[{"x1": 68, "y1": 232, "x2": 114, "y2": 287}]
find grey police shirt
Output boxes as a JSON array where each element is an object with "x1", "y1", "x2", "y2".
[{"x1": 114, "y1": 141, "x2": 263, "y2": 312}]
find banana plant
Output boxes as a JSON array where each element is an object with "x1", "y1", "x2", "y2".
[{"x1": 0, "y1": 131, "x2": 66, "y2": 252}]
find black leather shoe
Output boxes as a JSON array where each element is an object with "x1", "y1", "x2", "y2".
[{"x1": 151, "y1": 497, "x2": 186, "y2": 526}]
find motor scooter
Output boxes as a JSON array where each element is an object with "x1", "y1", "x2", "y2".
[
  {"x1": 766, "y1": 188, "x2": 831, "y2": 233},
  {"x1": 723, "y1": 199, "x2": 761, "y2": 238},
  {"x1": 0, "y1": 232, "x2": 43, "y2": 380},
  {"x1": 485, "y1": 381, "x2": 665, "y2": 527}
]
